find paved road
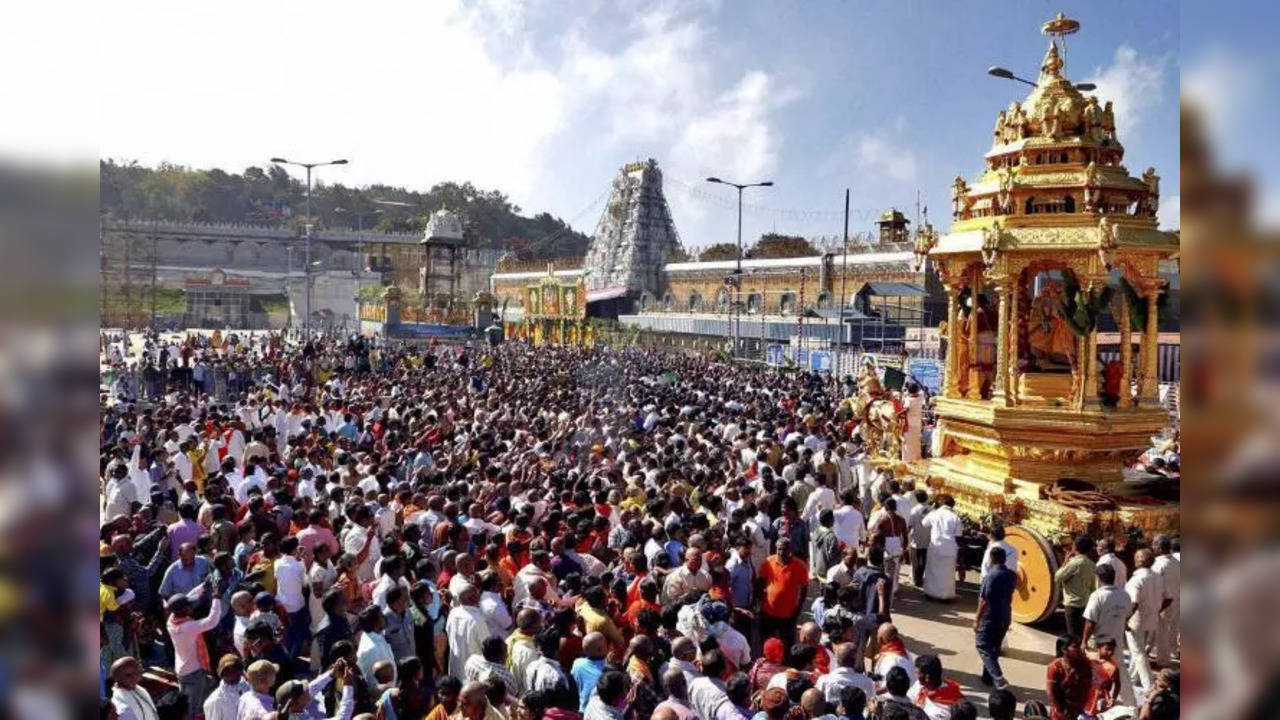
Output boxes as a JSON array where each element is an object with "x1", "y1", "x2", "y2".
[{"x1": 887, "y1": 572, "x2": 1056, "y2": 708}]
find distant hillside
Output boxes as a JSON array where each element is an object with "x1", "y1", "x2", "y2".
[{"x1": 99, "y1": 160, "x2": 591, "y2": 259}]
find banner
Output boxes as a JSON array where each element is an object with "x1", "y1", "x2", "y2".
[
  {"x1": 809, "y1": 350, "x2": 833, "y2": 373},
  {"x1": 907, "y1": 358, "x2": 943, "y2": 394}
]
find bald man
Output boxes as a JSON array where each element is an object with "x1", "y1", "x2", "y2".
[
  {"x1": 507, "y1": 608, "x2": 544, "y2": 693},
  {"x1": 457, "y1": 681, "x2": 498, "y2": 720},
  {"x1": 660, "y1": 637, "x2": 702, "y2": 690},
  {"x1": 801, "y1": 688, "x2": 829, "y2": 719},
  {"x1": 872, "y1": 624, "x2": 914, "y2": 693},
  {"x1": 815, "y1": 642, "x2": 875, "y2": 706},
  {"x1": 110, "y1": 657, "x2": 160, "y2": 720},
  {"x1": 798, "y1": 622, "x2": 828, "y2": 674},
  {"x1": 656, "y1": 667, "x2": 698, "y2": 720},
  {"x1": 446, "y1": 584, "x2": 490, "y2": 680},
  {"x1": 662, "y1": 547, "x2": 711, "y2": 604},
  {"x1": 571, "y1": 632, "x2": 608, "y2": 712},
  {"x1": 652, "y1": 706, "x2": 682, "y2": 720}
]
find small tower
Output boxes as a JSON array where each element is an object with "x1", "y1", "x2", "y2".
[
  {"x1": 419, "y1": 208, "x2": 465, "y2": 307},
  {"x1": 876, "y1": 209, "x2": 911, "y2": 246}
]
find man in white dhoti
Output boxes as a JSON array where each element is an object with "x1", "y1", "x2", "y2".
[
  {"x1": 1151, "y1": 536, "x2": 1180, "y2": 667},
  {"x1": 920, "y1": 495, "x2": 961, "y2": 601},
  {"x1": 900, "y1": 382, "x2": 924, "y2": 463},
  {"x1": 446, "y1": 584, "x2": 491, "y2": 680},
  {"x1": 1124, "y1": 549, "x2": 1165, "y2": 696}
]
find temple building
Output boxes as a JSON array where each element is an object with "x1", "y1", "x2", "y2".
[{"x1": 490, "y1": 159, "x2": 944, "y2": 356}]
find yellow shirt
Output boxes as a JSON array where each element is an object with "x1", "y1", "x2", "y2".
[
  {"x1": 576, "y1": 601, "x2": 625, "y2": 658},
  {"x1": 187, "y1": 447, "x2": 207, "y2": 492},
  {"x1": 100, "y1": 583, "x2": 120, "y2": 620}
]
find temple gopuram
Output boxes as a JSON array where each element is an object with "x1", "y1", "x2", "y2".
[
  {"x1": 906, "y1": 13, "x2": 1179, "y2": 622},
  {"x1": 491, "y1": 160, "x2": 941, "y2": 356}
]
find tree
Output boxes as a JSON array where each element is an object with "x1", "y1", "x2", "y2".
[
  {"x1": 666, "y1": 246, "x2": 692, "y2": 262},
  {"x1": 98, "y1": 159, "x2": 591, "y2": 259},
  {"x1": 749, "y1": 233, "x2": 817, "y2": 258},
  {"x1": 698, "y1": 243, "x2": 740, "y2": 261}
]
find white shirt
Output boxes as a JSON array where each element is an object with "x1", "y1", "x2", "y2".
[
  {"x1": 980, "y1": 540, "x2": 1019, "y2": 582},
  {"x1": 873, "y1": 649, "x2": 914, "y2": 691},
  {"x1": 1125, "y1": 567, "x2": 1164, "y2": 633},
  {"x1": 357, "y1": 630, "x2": 397, "y2": 687},
  {"x1": 233, "y1": 615, "x2": 251, "y2": 656},
  {"x1": 509, "y1": 634, "x2": 541, "y2": 693},
  {"x1": 893, "y1": 492, "x2": 917, "y2": 519},
  {"x1": 716, "y1": 624, "x2": 752, "y2": 669},
  {"x1": 234, "y1": 469, "x2": 268, "y2": 505},
  {"x1": 1083, "y1": 584, "x2": 1131, "y2": 647},
  {"x1": 512, "y1": 565, "x2": 560, "y2": 606},
  {"x1": 480, "y1": 590, "x2": 514, "y2": 636},
  {"x1": 907, "y1": 682, "x2": 955, "y2": 720},
  {"x1": 204, "y1": 679, "x2": 250, "y2": 720},
  {"x1": 105, "y1": 478, "x2": 138, "y2": 519},
  {"x1": 688, "y1": 676, "x2": 731, "y2": 720},
  {"x1": 273, "y1": 555, "x2": 307, "y2": 613},
  {"x1": 1152, "y1": 554, "x2": 1180, "y2": 610},
  {"x1": 371, "y1": 574, "x2": 412, "y2": 611},
  {"x1": 802, "y1": 486, "x2": 837, "y2": 523},
  {"x1": 1096, "y1": 553, "x2": 1128, "y2": 587},
  {"x1": 826, "y1": 562, "x2": 858, "y2": 588},
  {"x1": 112, "y1": 686, "x2": 160, "y2": 720},
  {"x1": 816, "y1": 667, "x2": 876, "y2": 706},
  {"x1": 832, "y1": 505, "x2": 865, "y2": 549},
  {"x1": 342, "y1": 525, "x2": 379, "y2": 583},
  {"x1": 921, "y1": 507, "x2": 960, "y2": 553},
  {"x1": 173, "y1": 452, "x2": 193, "y2": 482},
  {"x1": 446, "y1": 605, "x2": 491, "y2": 679},
  {"x1": 236, "y1": 690, "x2": 273, "y2": 720}
]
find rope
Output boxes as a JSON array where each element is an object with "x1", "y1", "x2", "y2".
[{"x1": 1043, "y1": 479, "x2": 1117, "y2": 512}]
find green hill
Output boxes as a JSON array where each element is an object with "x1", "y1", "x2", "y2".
[{"x1": 99, "y1": 159, "x2": 591, "y2": 259}]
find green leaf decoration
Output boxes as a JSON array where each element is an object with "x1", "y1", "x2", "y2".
[{"x1": 1118, "y1": 277, "x2": 1147, "y2": 331}]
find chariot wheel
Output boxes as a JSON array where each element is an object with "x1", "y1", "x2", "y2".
[{"x1": 1005, "y1": 525, "x2": 1060, "y2": 624}]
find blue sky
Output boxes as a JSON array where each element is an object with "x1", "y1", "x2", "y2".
[
  {"x1": 1182, "y1": 0, "x2": 1280, "y2": 227},
  {"x1": 95, "y1": 0, "x2": 1182, "y2": 248}
]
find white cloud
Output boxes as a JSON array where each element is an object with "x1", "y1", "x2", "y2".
[
  {"x1": 1085, "y1": 45, "x2": 1173, "y2": 142},
  {"x1": 856, "y1": 135, "x2": 918, "y2": 183},
  {"x1": 672, "y1": 71, "x2": 798, "y2": 183},
  {"x1": 97, "y1": 0, "x2": 799, "y2": 246},
  {"x1": 1158, "y1": 194, "x2": 1179, "y2": 231},
  {"x1": 820, "y1": 128, "x2": 918, "y2": 187}
]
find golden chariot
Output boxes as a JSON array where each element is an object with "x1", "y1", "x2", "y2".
[
  {"x1": 897, "y1": 14, "x2": 1179, "y2": 623},
  {"x1": 519, "y1": 264, "x2": 592, "y2": 347}
]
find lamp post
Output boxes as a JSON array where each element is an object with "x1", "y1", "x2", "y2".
[
  {"x1": 335, "y1": 207, "x2": 382, "y2": 324},
  {"x1": 987, "y1": 66, "x2": 1095, "y2": 91},
  {"x1": 705, "y1": 176, "x2": 773, "y2": 358},
  {"x1": 270, "y1": 157, "x2": 348, "y2": 337}
]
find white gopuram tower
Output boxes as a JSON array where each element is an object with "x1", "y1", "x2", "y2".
[{"x1": 582, "y1": 159, "x2": 683, "y2": 298}]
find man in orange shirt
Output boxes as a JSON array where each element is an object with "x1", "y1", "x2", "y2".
[
  {"x1": 757, "y1": 538, "x2": 809, "y2": 647},
  {"x1": 622, "y1": 578, "x2": 663, "y2": 634}
]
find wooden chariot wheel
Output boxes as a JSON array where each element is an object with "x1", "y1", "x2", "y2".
[{"x1": 1005, "y1": 525, "x2": 1061, "y2": 624}]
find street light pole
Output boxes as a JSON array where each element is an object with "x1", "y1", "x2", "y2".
[
  {"x1": 271, "y1": 157, "x2": 348, "y2": 338},
  {"x1": 987, "y1": 65, "x2": 1095, "y2": 91},
  {"x1": 706, "y1": 177, "x2": 773, "y2": 359},
  {"x1": 336, "y1": 207, "x2": 382, "y2": 327}
]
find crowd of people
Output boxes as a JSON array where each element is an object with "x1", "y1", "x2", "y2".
[{"x1": 99, "y1": 330, "x2": 1180, "y2": 720}]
